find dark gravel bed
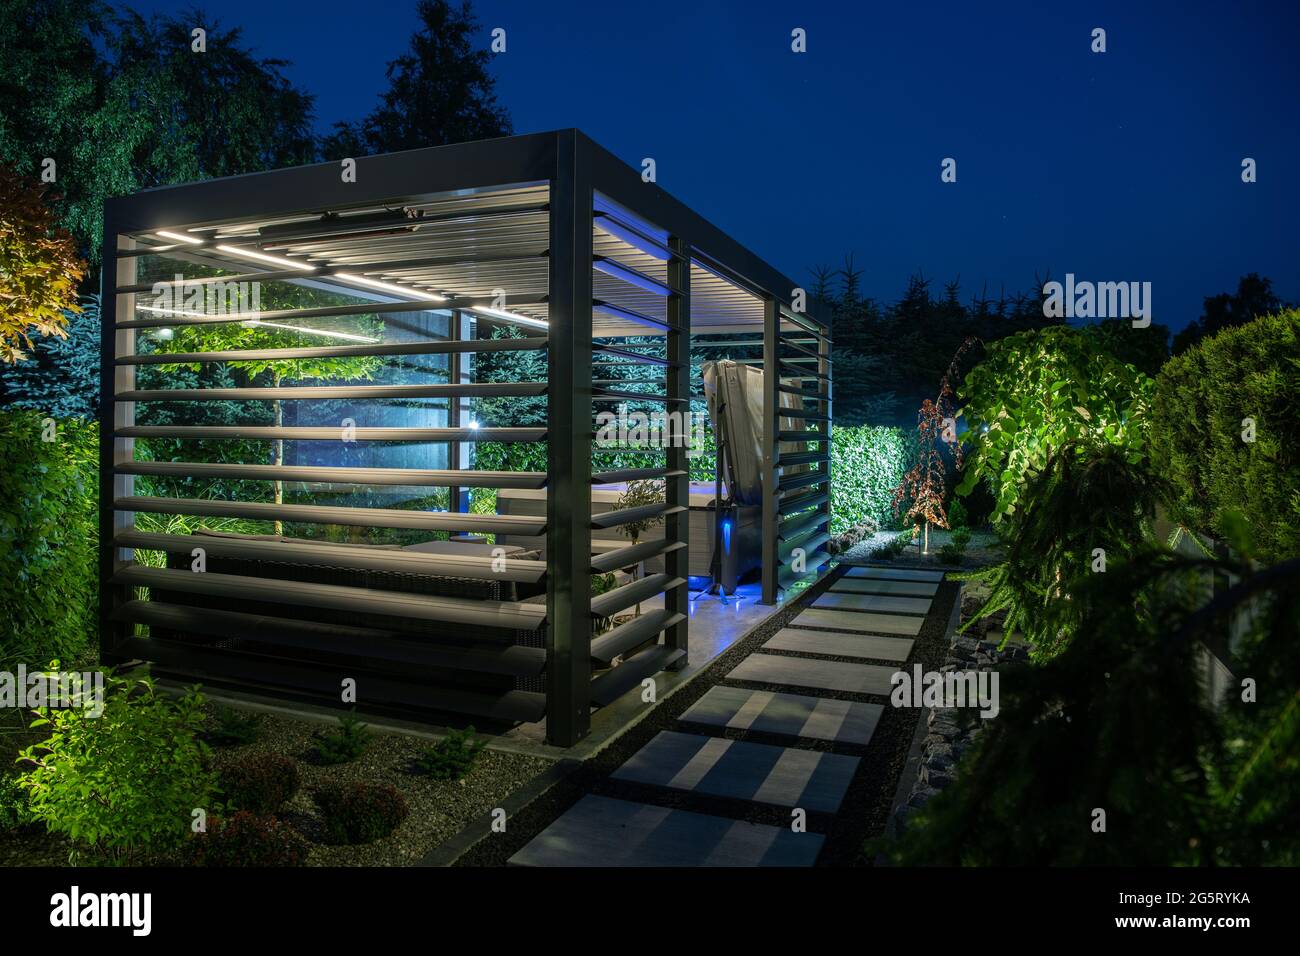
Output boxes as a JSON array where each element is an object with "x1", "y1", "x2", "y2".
[
  {"x1": 209, "y1": 713, "x2": 552, "y2": 866},
  {"x1": 454, "y1": 569, "x2": 959, "y2": 867}
]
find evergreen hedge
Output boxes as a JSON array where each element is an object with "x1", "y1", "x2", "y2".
[
  {"x1": 1150, "y1": 309, "x2": 1300, "y2": 562},
  {"x1": 0, "y1": 410, "x2": 98, "y2": 669},
  {"x1": 828, "y1": 425, "x2": 911, "y2": 535}
]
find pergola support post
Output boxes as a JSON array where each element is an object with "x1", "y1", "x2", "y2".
[
  {"x1": 664, "y1": 236, "x2": 690, "y2": 663},
  {"x1": 545, "y1": 131, "x2": 594, "y2": 746},
  {"x1": 760, "y1": 295, "x2": 780, "y2": 605}
]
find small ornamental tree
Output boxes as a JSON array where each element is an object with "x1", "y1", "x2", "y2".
[
  {"x1": 0, "y1": 167, "x2": 86, "y2": 363},
  {"x1": 892, "y1": 339, "x2": 977, "y2": 552}
]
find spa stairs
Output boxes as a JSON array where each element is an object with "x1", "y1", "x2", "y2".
[{"x1": 509, "y1": 566, "x2": 945, "y2": 866}]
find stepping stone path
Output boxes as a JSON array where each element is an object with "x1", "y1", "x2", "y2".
[
  {"x1": 509, "y1": 795, "x2": 823, "y2": 867},
  {"x1": 762, "y1": 627, "x2": 913, "y2": 662},
  {"x1": 794, "y1": 607, "x2": 923, "y2": 635},
  {"x1": 830, "y1": 577, "x2": 939, "y2": 597},
  {"x1": 812, "y1": 592, "x2": 932, "y2": 615},
  {"x1": 612, "y1": 731, "x2": 860, "y2": 812},
  {"x1": 510, "y1": 564, "x2": 945, "y2": 867},
  {"x1": 679, "y1": 686, "x2": 883, "y2": 745}
]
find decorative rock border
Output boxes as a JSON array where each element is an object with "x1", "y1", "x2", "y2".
[{"x1": 886, "y1": 596, "x2": 1029, "y2": 835}]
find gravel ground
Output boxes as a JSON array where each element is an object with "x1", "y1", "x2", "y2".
[
  {"x1": 0, "y1": 707, "x2": 552, "y2": 868},
  {"x1": 209, "y1": 713, "x2": 552, "y2": 866},
  {"x1": 840, "y1": 528, "x2": 1003, "y2": 569},
  {"x1": 453, "y1": 566, "x2": 960, "y2": 867}
]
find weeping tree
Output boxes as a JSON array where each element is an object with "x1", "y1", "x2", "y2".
[{"x1": 891, "y1": 339, "x2": 977, "y2": 551}]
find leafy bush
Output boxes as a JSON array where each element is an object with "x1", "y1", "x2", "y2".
[
  {"x1": 16, "y1": 669, "x2": 217, "y2": 864},
  {"x1": 0, "y1": 410, "x2": 98, "y2": 671},
  {"x1": 1150, "y1": 309, "x2": 1300, "y2": 562},
  {"x1": 829, "y1": 425, "x2": 911, "y2": 535},
  {"x1": 957, "y1": 326, "x2": 1153, "y2": 526},
  {"x1": 962, "y1": 442, "x2": 1163, "y2": 658},
  {"x1": 312, "y1": 782, "x2": 408, "y2": 845},
  {"x1": 947, "y1": 497, "x2": 968, "y2": 530},
  {"x1": 936, "y1": 527, "x2": 972, "y2": 565},
  {"x1": 0, "y1": 772, "x2": 32, "y2": 831},
  {"x1": 218, "y1": 753, "x2": 299, "y2": 814},
  {"x1": 314, "y1": 710, "x2": 371, "y2": 765},
  {"x1": 203, "y1": 704, "x2": 263, "y2": 747},
  {"x1": 415, "y1": 726, "x2": 486, "y2": 781},
  {"x1": 883, "y1": 544, "x2": 1300, "y2": 865},
  {"x1": 187, "y1": 811, "x2": 310, "y2": 867}
]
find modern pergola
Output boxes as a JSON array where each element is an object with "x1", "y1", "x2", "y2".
[{"x1": 99, "y1": 129, "x2": 832, "y2": 746}]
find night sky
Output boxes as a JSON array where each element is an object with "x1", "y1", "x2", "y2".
[{"x1": 128, "y1": 0, "x2": 1299, "y2": 332}]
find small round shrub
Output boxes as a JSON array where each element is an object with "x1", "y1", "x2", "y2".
[
  {"x1": 188, "y1": 811, "x2": 309, "y2": 867},
  {"x1": 219, "y1": 753, "x2": 299, "y2": 814},
  {"x1": 312, "y1": 782, "x2": 408, "y2": 845},
  {"x1": 0, "y1": 773, "x2": 33, "y2": 831}
]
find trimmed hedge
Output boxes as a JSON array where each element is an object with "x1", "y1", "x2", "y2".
[
  {"x1": 0, "y1": 410, "x2": 98, "y2": 669},
  {"x1": 829, "y1": 425, "x2": 911, "y2": 535},
  {"x1": 1150, "y1": 309, "x2": 1300, "y2": 561}
]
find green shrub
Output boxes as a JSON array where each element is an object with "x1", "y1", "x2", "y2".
[
  {"x1": 203, "y1": 704, "x2": 263, "y2": 747},
  {"x1": 16, "y1": 668, "x2": 216, "y2": 864},
  {"x1": 937, "y1": 527, "x2": 973, "y2": 565},
  {"x1": 415, "y1": 726, "x2": 486, "y2": 781},
  {"x1": 947, "y1": 498, "x2": 968, "y2": 530},
  {"x1": 218, "y1": 753, "x2": 299, "y2": 814},
  {"x1": 314, "y1": 710, "x2": 371, "y2": 765},
  {"x1": 0, "y1": 772, "x2": 32, "y2": 831},
  {"x1": 1150, "y1": 309, "x2": 1300, "y2": 562},
  {"x1": 0, "y1": 410, "x2": 98, "y2": 671},
  {"x1": 187, "y1": 811, "x2": 310, "y2": 867},
  {"x1": 829, "y1": 425, "x2": 911, "y2": 535},
  {"x1": 957, "y1": 326, "x2": 1153, "y2": 526},
  {"x1": 312, "y1": 782, "x2": 408, "y2": 845}
]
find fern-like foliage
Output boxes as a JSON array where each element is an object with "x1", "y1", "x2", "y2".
[{"x1": 960, "y1": 440, "x2": 1167, "y2": 658}]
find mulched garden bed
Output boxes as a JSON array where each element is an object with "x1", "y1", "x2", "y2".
[
  {"x1": 0, "y1": 706, "x2": 552, "y2": 868},
  {"x1": 453, "y1": 567, "x2": 960, "y2": 867}
]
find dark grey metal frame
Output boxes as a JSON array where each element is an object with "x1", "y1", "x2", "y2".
[{"x1": 99, "y1": 129, "x2": 829, "y2": 746}]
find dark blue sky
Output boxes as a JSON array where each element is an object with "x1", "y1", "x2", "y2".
[{"x1": 135, "y1": 0, "x2": 1298, "y2": 330}]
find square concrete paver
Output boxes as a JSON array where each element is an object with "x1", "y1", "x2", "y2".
[
  {"x1": 812, "y1": 592, "x2": 932, "y2": 615},
  {"x1": 611, "y1": 731, "x2": 859, "y2": 813},
  {"x1": 508, "y1": 794, "x2": 824, "y2": 867},
  {"x1": 728, "y1": 653, "x2": 899, "y2": 696},
  {"x1": 678, "y1": 685, "x2": 883, "y2": 745},
  {"x1": 763, "y1": 627, "x2": 913, "y2": 662},
  {"x1": 830, "y1": 578, "x2": 939, "y2": 597},
  {"x1": 844, "y1": 566, "x2": 946, "y2": 583},
  {"x1": 794, "y1": 607, "x2": 923, "y2": 636}
]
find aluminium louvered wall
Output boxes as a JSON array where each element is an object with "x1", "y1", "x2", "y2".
[{"x1": 100, "y1": 130, "x2": 827, "y2": 746}]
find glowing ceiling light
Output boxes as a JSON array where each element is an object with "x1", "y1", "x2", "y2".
[
  {"x1": 214, "y1": 244, "x2": 315, "y2": 271},
  {"x1": 471, "y1": 306, "x2": 548, "y2": 329},
  {"x1": 240, "y1": 319, "x2": 379, "y2": 343},
  {"x1": 332, "y1": 272, "x2": 446, "y2": 301},
  {"x1": 156, "y1": 230, "x2": 204, "y2": 245},
  {"x1": 136, "y1": 305, "x2": 211, "y2": 319}
]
